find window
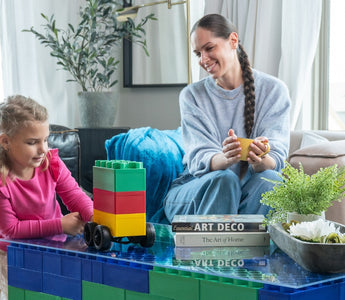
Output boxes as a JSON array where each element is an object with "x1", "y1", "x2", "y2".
[{"x1": 328, "y1": 0, "x2": 345, "y2": 130}]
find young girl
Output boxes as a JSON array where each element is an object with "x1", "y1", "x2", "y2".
[{"x1": 0, "y1": 95, "x2": 93, "y2": 300}]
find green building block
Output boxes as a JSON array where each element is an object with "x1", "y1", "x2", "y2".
[
  {"x1": 149, "y1": 267, "x2": 199, "y2": 300},
  {"x1": 25, "y1": 290, "x2": 63, "y2": 300},
  {"x1": 8, "y1": 286, "x2": 69, "y2": 300},
  {"x1": 93, "y1": 160, "x2": 145, "y2": 192},
  {"x1": 82, "y1": 281, "x2": 125, "y2": 300},
  {"x1": 126, "y1": 290, "x2": 173, "y2": 300},
  {"x1": 200, "y1": 276, "x2": 263, "y2": 300},
  {"x1": 8, "y1": 286, "x2": 24, "y2": 300}
]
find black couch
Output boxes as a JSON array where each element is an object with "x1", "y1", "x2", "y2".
[{"x1": 48, "y1": 125, "x2": 129, "y2": 214}]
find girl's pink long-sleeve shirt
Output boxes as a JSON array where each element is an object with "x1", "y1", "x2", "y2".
[{"x1": 0, "y1": 149, "x2": 93, "y2": 239}]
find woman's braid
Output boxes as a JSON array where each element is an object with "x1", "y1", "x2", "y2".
[{"x1": 238, "y1": 44, "x2": 255, "y2": 138}]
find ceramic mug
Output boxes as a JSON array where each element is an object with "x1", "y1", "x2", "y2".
[{"x1": 237, "y1": 137, "x2": 270, "y2": 161}]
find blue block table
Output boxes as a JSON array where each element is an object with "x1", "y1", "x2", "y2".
[{"x1": 3, "y1": 224, "x2": 345, "y2": 300}]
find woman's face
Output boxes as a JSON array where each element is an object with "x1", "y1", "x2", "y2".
[{"x1": 191, "y1": 27, "x2": 239, "y2": 80}]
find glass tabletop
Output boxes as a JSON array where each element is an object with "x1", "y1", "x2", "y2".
[{"x1": 2, "y1": 223, "x2": 345, "y2": 289}]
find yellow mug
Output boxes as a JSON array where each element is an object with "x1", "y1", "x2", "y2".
[{"x1": 237, "y1": 137, "x2": 270, "y2": 161}]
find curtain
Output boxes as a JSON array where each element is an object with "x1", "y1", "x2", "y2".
[
  {"x1": 0, "y1": 0, "x2": 82, "y2": 127},
  {"x1": 203, "y1": 0, "x2": 323, "y2": 130}
]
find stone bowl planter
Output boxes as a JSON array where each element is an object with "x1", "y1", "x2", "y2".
[{"x1": 269, "y1": 222, "x2": 345, "y2": 273}]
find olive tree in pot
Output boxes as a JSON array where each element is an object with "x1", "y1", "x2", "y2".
[{"x1": 24, "y1": 0, "x2": 155, "y2": 127}]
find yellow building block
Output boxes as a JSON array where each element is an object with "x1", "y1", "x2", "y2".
[{"x1": 93, "y1": 209, "x2": 146, "y2": 237}]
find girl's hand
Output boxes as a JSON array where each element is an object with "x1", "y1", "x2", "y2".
[{"x1": 61, "y1": 212, "x2": 86, "y2": 236}]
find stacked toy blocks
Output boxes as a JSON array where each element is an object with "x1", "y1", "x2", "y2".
[{"x1": 93, "y1": 160, "x2": 146, "y2": 237}]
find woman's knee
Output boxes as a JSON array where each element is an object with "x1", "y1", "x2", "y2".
[
  {"x1": 208, "y1": 170, "x2": 240, "y2": 187},
  {"x1": 164, "y1": 170, "x2": 241, "y2": 222},
  {"x1": 260, "y1": 169, "x2": 282, "y2": 181}
]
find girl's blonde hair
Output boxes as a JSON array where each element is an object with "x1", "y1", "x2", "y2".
[{"x1": 0, "y1": 95, "x2": 49, "y2": 185}]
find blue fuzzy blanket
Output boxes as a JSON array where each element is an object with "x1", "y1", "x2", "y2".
[{"x1": 105, "y1": 127, "x2": 184, "y2": 223}]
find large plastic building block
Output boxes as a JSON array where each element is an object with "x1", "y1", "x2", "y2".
[
  {"x1": 93, "y1": 189, "x2": 146, "y2": 214},
  {"x1": 23, "y1": 247, "x2": 43, "y2": 271},
  {"x1": 82, "y1": 281, "x2": 125, "y2": 300},
  {"x1": 259, "y1": 280, "x2": 345, "y2": 300},
  {"x1": 8, "y1": 285, "x2": 25, "y2": 300},
  {"x1": 79, "y1": 254, "x2": 93, "y2": 282},
  {"x1": 125, "y1": 290, "x2": 174, "y2": 300},
  {"x1": 93, "y1": 160, "x2": 145, "y2": 192},
  {"x1": 43, "y1": 249, "x2": 83, "y2": 280},
  {"x1": 8, "y1": 266, "x2": 42, "y2": 292},
  {"x1": 102, "y1": 259, "x2": 151, "y2": 293},
  {"x1": 93, "y1": 209, "x2": 146, "y2": 237},
  {"x1": 7, "y1": 244, "x2": 24, "y2": 268},
  {"x1": 42, "y1": 272, "x2": 81, "y2": 300},
  {"x1": 200, "y1": 276, "x2": 263, "y2": 300},
  {"x1": 8, "y1": 286, "x2": 71, "y2": 300},
  {"x1": 149, "y1": 267, "x2": 200, "y2": 300},
  {"x1": 25, "y1": 289, "x2": 67, "y2": 300}
]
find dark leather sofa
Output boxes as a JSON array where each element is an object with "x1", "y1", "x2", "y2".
[
  {"x1": 48, "y1": 125, "x2": 81, "y2": 215},
  {"x1": 48, "y1": 125, "x2": 129, "y2": 215}
]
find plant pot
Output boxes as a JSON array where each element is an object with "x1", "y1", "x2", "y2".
[
  {"x1": 286, "y1": 211, "x2": 325, "y2": 223},
  {"x1": 78, "y1": 91, "x2": 118, "y2": 128}
]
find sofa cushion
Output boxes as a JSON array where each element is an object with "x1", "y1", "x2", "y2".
[
  {"x1": 105, "y1": 127, "x2": 184, "y2": 223},
  {"x1": 288, "y1": 140, "x2": 345, "y2": 175},
  {"x1": 300, "y1": 132, "x2": 329, "y2": 149}
]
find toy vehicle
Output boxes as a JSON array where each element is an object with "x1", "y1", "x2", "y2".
[{"x1": 84, "y1": 160, "x2": 155, "y2": 251}]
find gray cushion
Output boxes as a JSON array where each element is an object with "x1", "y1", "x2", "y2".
[{"x1": 288, "y1": 140, "x2": 345, "y2": 175}]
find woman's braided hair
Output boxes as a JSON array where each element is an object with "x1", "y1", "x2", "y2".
[{"x1": 191, "y1": 14, "x2": 255, "y2": 137}]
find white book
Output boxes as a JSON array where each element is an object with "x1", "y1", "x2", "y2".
[{"x1": 174, "y1": 231, "x2": 270, "y2": 247}]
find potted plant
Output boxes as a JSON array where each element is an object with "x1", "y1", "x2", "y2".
[
  {"x1": 260, "y1": 162, "x2": 345, "y2": 225},
  {"x1": 24, "y1": 0, "x2": 156, "y2": 127}
]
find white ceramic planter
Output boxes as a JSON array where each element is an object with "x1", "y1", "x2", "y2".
[{"x1": 286, "y1": 211, "x2": 325, "y2": 223}]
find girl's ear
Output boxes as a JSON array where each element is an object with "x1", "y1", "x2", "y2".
[{"x1": 0, "y1": 134, "x2": 10, "y2": 151}]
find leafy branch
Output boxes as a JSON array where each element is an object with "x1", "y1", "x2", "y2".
[
  {"x1": 23, "y1": 0, "x2": 156, "y2": 92},
  {"x1": 261, "y1": 162, "x2": 345, "y2": 224}
]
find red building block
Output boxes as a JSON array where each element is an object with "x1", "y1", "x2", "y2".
[{"x1": 93, "y1": 189, "x2": 146, "y2": 214}]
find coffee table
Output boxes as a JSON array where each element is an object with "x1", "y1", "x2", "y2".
[{"x1": 4, "y1": 223, "x2": 345, "y2": 300}]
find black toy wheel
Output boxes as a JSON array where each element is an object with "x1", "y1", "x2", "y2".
[
  {"x1": 84, "y1": 222, "x2": 98, "y2": 247},
  {"x1": 139, "y1": 223, "x2": 156, "y2": 248},
  {"x1": 93, "y1": 225, "x2": 112, "y2": 251}
]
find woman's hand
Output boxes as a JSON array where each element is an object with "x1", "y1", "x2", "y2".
[
  {"x1": 210, "y1": 129, "x2": 241, "y2": 171},
  {"x1": 247, "y1": 136, "x2": 276, "y2": 172},
  {"x1": 61, "y1": 212, "x2": 86, "y2": 236}
]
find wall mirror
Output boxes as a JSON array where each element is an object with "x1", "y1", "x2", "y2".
[{"x1": 122, "y1": 0, "x2": 189, "y2": 87}]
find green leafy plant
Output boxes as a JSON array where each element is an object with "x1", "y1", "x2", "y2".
[
  {"x1": 23, "y1": 0, "x2": 156, "y2": 92},
  {"x1": 261, "y1": 162, "x2": 345, "y2": 224}
]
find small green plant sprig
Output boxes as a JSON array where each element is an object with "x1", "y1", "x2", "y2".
[
  {"x1": 261, "y1": 162, "x2": 345, "y2": 224},
  {"x1": 23, "y1": 0, "x2": 156, "y2": 92}
]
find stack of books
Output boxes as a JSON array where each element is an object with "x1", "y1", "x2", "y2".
[
  {"x1": 173, "y1": 245, "x2": 269, "y2": 268},
  {"x1": 172, "y1": 214, "x2": 270, "y2": 247}
]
